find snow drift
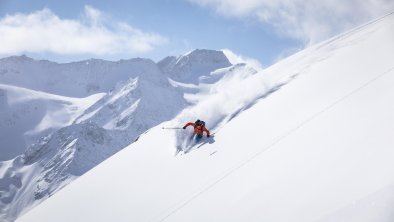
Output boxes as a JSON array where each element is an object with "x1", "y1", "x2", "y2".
[{"x1": 17, "y1": 11, "x2": 394, "y2": 222}]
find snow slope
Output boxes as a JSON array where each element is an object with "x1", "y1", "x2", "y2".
[{"x1": 18, "y1": 12, "x2": 394, "y2": 222}]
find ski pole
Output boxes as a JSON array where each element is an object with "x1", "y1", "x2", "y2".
[{"x1": 162, "y1": 127, "x2": 183, "y2": 130}]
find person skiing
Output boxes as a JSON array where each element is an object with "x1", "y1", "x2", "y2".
[{"x1": 183, "y1": 119, "x2": 210, "y2": 140}]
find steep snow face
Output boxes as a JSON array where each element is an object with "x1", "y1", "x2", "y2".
[
  {"x1": 0, "y1": 84, "x2": 104, "y2": 160},
  {"x1": 158, "y1": 49, "x2": 232, "y2": 83},
  {"x1": 17, "y1": 13, "x2": 394, "y2": 222}
]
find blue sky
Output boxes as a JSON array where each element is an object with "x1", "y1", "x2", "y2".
[{"x1": 0, "y1": 0, "x2": 393, "y2": 65}]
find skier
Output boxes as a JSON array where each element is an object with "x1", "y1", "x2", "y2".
[{"x1": 183, "y1": 119, "x2": 210, "y2": 140}]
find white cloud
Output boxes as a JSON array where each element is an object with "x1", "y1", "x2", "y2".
[
  {"x1": 189, "y1": 0, "x2": 394, "y2": 44},
  {"x1": 0, "y1": 6, "x2": 167, "y2": 55}
]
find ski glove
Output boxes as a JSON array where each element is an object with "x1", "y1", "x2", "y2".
[
  {"x1": 207, "y1": 134, "x2": 210, "y2": 137},
  {"x1": 182, "y1": 126, "x2": 186, "y2": 129}
]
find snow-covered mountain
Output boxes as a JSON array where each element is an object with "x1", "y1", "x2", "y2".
[
  {"x1": 0, "y1": 49, "x2": 246, "y2": 221},
  {"x1": 16, "y1": 12, "x2": 394, "y2": 222},
  {"x1": 158, "y1": 49, "x2": 232, "y2": 84},
  {"x1": 0, "y1": 56, "x2": 181, "y2": 159}
]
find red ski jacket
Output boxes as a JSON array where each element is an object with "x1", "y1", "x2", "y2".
[{"x1": 183, "y1": 122, "x2": 210, "y2": 136}]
